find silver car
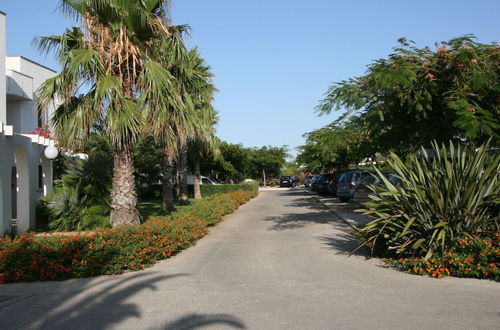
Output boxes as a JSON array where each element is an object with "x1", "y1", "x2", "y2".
[{"x1": 336, "y1": 170, "x2": 375, "y2": 202}]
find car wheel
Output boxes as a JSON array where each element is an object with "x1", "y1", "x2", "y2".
[{"x1": 339, "y1": 197, "x2": 351, "y2": 202}]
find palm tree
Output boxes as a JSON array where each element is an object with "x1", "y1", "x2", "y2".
[
  {"x1": 176, "y1": 48, "x2": 217, "y2": 202},
  {"x1": 189, "y1": 105, "x2": 219, "y2": 199},
  {"x1": 147, "y1": 38, "x2": 216, "y2": 209},
  {"x1": 36, "y1": 0, "x2": 180, "y2": 226}
]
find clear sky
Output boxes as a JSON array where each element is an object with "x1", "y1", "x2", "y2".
[{"x1": 2, "y1": 0, "x2": 499, "y2": 156}]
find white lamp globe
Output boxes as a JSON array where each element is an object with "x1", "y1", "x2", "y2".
[{"x1": 44, "y1": 145, "x2": 59, "y2": 160}]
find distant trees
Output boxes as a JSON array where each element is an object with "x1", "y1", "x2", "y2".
[
  {"x1": 298, "y1": 36, "x2": 499, "y2": 169},
  {"x1": 199, "y1": 142, "x2": 288, "y2": 184}
]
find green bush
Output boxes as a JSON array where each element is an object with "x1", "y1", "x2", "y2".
[
  {"x1": 357, "y1": 141, "x2": 499, "y2": 259},
  {"x1": 0, "y1": 191, "x2": 257, "y2": 283},
  {"x1": 43, "y1": 149, "x2": 112, "y2": 231},
  {"x1": 201, "y1": 182, "x2": 259, "y2": 197}
]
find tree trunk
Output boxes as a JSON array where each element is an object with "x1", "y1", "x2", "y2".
[
  {"x1": 178, "y1": 138, "x2": 189, "y2": 204},
  {"x1": 162, "y1": 144, "x2": 175, "y2": 212},
  {"x1": 110, "y1": 146, "x2": 140, "y2": 226},
  {"x1": 193, "y1": 157, "x2": 202, "y2": 200},
  {"x1": 262, "y1": 169, "x2": 267, "y2": 187}
]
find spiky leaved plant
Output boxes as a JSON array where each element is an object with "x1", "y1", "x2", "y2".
[{"x1": 357, "y1": 141, "x2": 499, "y2": 259}]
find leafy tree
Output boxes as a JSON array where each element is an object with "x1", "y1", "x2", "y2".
[
  {"x1": 317, "y1": 36, "x2": 500, "y2": 154},
  {"x1": 36, "y1": 0, "x2": 178, "y2": 226},
  {"x1": 248, "y1": 146, "x2": 288, "y2": 185},
  {"x1": 133, "y1": 136, "x2": 163, "y2": 198},
  {"x1": 297, "y1": 116, "x2": 368, "y2": 171}
]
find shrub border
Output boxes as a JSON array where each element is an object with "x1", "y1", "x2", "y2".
[{"x1": 0, "y1": 189, "x2": 258, "y2": 284}]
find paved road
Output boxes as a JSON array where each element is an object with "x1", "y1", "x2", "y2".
[{"x1": 1, "y1": 188, "x2": 499, "y2": 329}]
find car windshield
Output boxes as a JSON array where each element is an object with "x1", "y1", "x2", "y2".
[
  {"x1": 280, "y1": 176, "x2": 291, "y2": 180},
  {"x1": 339, "y1": 172, "x2": 354, "y2": 182}
]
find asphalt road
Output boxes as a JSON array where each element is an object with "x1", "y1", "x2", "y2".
[{"x1": 1, "y1": 188, "x2": 499, "y2": 329}]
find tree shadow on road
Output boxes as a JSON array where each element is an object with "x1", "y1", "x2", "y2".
[
  {"x1": 158, "y1": 313, "x2": 246, "y2": 329},
  {"x1": 264, "y1": 210, "x2": 337, "y2": 231},
  {"x1": 1, "y1": 272, "x2": 189, "y2": 329},
  {"x1": 318, "y1": 232, "x2": 371, "y2": 258}
]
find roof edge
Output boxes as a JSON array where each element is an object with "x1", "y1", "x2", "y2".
[
  {"x1": 0, "y1": 10, "x2": 6, "y2": 16},
  {"x1": 7, "y1": 55, "x2": 57, "y2": 73}
]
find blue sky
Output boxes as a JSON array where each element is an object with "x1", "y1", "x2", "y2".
[{"x1": 2, "y1": 0, "x2": 499, "y2": 156}]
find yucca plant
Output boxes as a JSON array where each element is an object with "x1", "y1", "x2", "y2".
[{"x1": 357, "y1": 141, "x2": 499, "y2": 259}]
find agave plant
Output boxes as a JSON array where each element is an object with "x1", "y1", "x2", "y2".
[{"x1": 357, "y1": 141, "x2": 499, "y2": 259}]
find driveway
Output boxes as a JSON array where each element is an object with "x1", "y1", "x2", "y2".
[{"x1": 0, "y1": 188, "x2": 498, "y2": 329}]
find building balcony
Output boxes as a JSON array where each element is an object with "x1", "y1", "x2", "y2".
[{"x1": 6, "y1": 70, "x2": 33, "y2": 101}]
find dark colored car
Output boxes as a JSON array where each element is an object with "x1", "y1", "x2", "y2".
[
  {"x1": 304, "y1": 175, "x2": 317, "y2": 187},
  {"x1": 314, "y1": 173, "x2": 335, "y2": 195},
  {"x1": 327, "y1": 170, "x2": 348, "y2": 196},
  {"x1": 310, "y1": 175, "x2": 321, "y2": 191},
  {"x1": 279, "y1": 175, "x2": 297, "y2": 188},
  {"x1": 336, "y1": 170, "x2": 375, "y2": 202}
]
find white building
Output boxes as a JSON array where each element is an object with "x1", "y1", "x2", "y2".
[{"x1": 0, "y1": 11, "x2": 58, "y2": 234}]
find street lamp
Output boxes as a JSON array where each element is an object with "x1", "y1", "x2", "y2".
[{"x1": 44, "y1": 144, "x2": 59, "y2": 160}]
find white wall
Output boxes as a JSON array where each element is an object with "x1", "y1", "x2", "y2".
[
  {"x1": 0, "y1": 13, "x2": 58, "y2": 234},
  {"x1": 0, "y1": 12, "x2": 6, "y2": 124}
]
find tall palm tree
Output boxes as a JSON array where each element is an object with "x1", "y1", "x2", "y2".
[
  {"x1": 145, "y1": 25, "x2": 194, "y2": 211},
  {"x1": 189, "y1": 105, "x2": 219, "y2": 199},
  {"x1": 36, "y1": 0, "x2": 180, "y2": 226},
  {"x1": 176, "y1": 48, "x2": 217, "y2": 203},
  {"x1": 148, "y1": 38, "x2": 216, "y2": 209}
]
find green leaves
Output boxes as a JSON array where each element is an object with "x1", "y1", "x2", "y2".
[
  {"x1": 357, "y1": 140, "x2": 499, "y2": 259},
  {"x1": 316, "y1": 35, "x2": 500, "y2": 155}
]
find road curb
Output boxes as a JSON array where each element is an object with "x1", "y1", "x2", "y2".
[{"x1": 304, "y1": 191, "x2": 360, "y2": 232}]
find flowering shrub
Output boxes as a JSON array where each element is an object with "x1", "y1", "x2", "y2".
[
  {"x1": 385, "y1": 233, "x2": 499, "y2": 281},
  {"x1": 0, "y1": 191, "x2": 256, "y2": 283},
  {"x1": 28, "y1": 125, "x2": 51, "y2": 138}
]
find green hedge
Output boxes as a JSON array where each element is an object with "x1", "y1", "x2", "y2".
[
  {"x1": 0, "y1": 190, "x2": 257, "y2": 283},
  {"x1": 201, "y1": 182, "x2": 259, "y2": 197}
]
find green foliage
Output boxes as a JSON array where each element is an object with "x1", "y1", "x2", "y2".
[
  {"x1": 357, "y1": 141, "x2": 499, "y2": 259},
  {"x1": 200, "y1": 182, "x2": 259, "y2": 197},
  {"x1": 133, "y1": 136, "x2": 163, "y2": 198},
  {"x1": 0, "y1": 191, "x2": 256, "y2": 283},
  {"x1": 315, "y1": 35, "x2": 499, "y2": 158},
  {"x1": 385, "y1": 233, "x2": 499, "y2": 280},
  {"x1": 297, "y1": 116, "x2": 369, "y2": 171},
  {"x1": 203, "y1": 142, "x2": 288, "y2": 181},
  {"x1": 43, "y1": 136, "x2": 113, "y2": 231}
]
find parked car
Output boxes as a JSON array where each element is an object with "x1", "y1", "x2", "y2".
[
  {"x1": 327, "y1": 170, "x2": 348, "y2": 196},
  {"x1": 310, "y1": 175, "x2": 320, "y2": 191},
  {"x1": 336, "y1": 170, "x2": 375, "y2": 202},
  {"x1": 304, "y1": 175, "x2": 318, "y2": 187},
  {"x1": 352, "y1": 171, "x2": 401, "y2": 202},
  {"x1": 314, "y1": 173, "x2": 335, "y2": 195},
  {"x1": 279, "y1": 175, "x2": 297, "y2": 188},
  {"x1": 184, "y1": 175, "x2": 219, "y2": 185}
]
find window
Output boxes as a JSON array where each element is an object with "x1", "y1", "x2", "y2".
[{"x1": 38, "y1": 165, "x2": 43, "y2": 190}]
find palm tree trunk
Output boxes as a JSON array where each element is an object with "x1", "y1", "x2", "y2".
[
  {"x1": 110, "y1": 146, "x2": 140, "y2": 226},
  {"x1": 193, "y1": 157, "x2": 202, "y2": 199},
  {"x1": 162, "y1": 144, "x2": 175, "y2": 212},
  {"x1": 178, "y1": 138, "x2": 189, "y2": 204},
  {"x1": 262, "y1": 169, "x2": 267, "y2": 187}
]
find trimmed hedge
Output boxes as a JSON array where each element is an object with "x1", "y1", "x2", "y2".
[
  {"x1": 201, "y1": 182, "x2": 259, "y2": 197},
  {"x1": 0, "y1": 190, "x2": 257, "y2": 283}
]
